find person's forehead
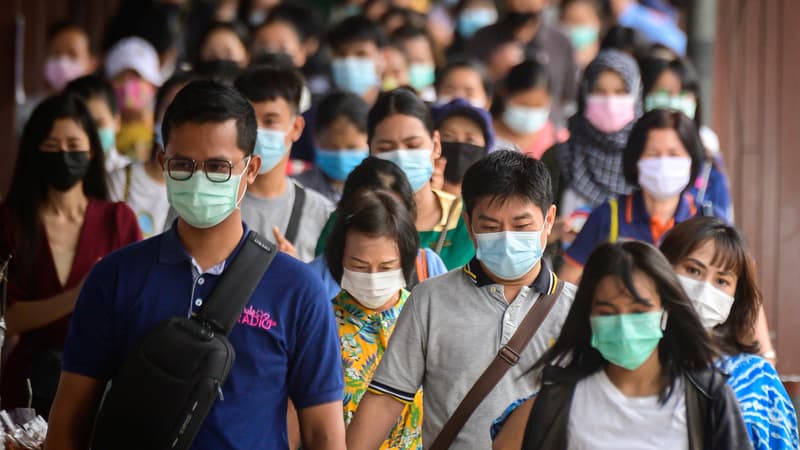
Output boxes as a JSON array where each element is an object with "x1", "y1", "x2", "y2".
[
  {"x1": 562, "y1": 1, "x2": 600, "y2": 21},
  {"x1": 327, "y1": 116, "x2": 363, "y2": 135},
  {"x1": 340, "y1": 39, "x2": 379, "y2": 53},
  {"x1": 594, "y1": 69, "x2": 626, "y2": 88},
  {"x1": 257, "y1": 21, "x2": 300, "y2": 42},
  {"x1": 440, "y1": 115, "x2": 482, "y2": 133},
  {"x1": 374, "y1": 114, "x2": 428, "y2": 139},
  {"x1": 444, "y1": 68, "x2": 481, "y2": 86},
  {"x1": 208, "y1": 29, "x2": 243, "y2": 48},
  {"x1": 474, "y1": 195, "x2": 545, "y2": 218},
  {"x1": 344, "y1": 230, "x2": 400, "y2": 254},
  {"x1": 167, "y1": 120, "x2": 242, "y2": 155},
  {"x1": 48, "y1": 118, "x2": 89, "y2": 138},
  {"x1": 654, "y1": 70, "x2": 683, "y2": 90},
  {"x1": 318, "y1": 119, "x2": 365, "y2": 144},
  {"x1": 50, "y1": 28, "x2": 90, "y2": 50},
  {"x1": 252, "y1": 98, "x2": 292, "y2": 116},
  {"x1": 85, "y1": 97, "x2": 114, "y2": 116},
  {"x1": 593, "y1": 272, "x2": 658, "y2": 304}
]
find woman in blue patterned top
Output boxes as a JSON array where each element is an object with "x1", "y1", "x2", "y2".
[{"x1": 661, "y1": 217, "x2": 799, "y2": 450}]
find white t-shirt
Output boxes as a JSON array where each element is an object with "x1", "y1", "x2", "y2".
[
  {"x1": 104, "y1": 147, "x2": 131, "y2": 173},
  {"x1": 568, "y1": 370, "x2": 688, "y2": 450},
  {"x1": 108, "y1": 162, "x2": 169, "y2": 238}
]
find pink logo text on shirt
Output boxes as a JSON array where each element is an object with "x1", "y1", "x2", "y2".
[{"x1": 238, "y1": 306, "x2": 278, "y2": 331}]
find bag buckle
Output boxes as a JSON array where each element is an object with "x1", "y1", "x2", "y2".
[{"x1": 499, "y1": 345, "x2": 520, "y2": 366}]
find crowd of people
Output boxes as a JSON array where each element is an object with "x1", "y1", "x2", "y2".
[{"x1": 0, "y1": 0, "x2": 797, "y2": 449}]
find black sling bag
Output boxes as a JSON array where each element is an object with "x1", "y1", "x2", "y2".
[{"x1": 91, "y1": 231, "x2": 277, "y2": 450}]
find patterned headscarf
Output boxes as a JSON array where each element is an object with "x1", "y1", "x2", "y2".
[{"x1": 557, "y1": 50, "x2": 643, "y2": 207}]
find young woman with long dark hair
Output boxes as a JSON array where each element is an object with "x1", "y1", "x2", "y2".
[
  {"x1": 493, "y1": 241, "x2": 751, "y2": 450},
  {"x1": 0, "y1": 93, "x2": 141, "y2": 415}
]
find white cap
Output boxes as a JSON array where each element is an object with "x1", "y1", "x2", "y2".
[{"x1": 105, "y1": 36, "x2": 162, "y2": 86}]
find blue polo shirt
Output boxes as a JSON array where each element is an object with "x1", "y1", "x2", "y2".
[
  {"x1": 62, "y1": 222, "x2": 344, "y2": 449},
  {"x1": 566, "y1": 191, "x2": 698, "y2": 266}
]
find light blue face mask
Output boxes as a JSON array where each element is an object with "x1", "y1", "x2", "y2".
[
  {"x1": 566, "y1": 25, "x2": 600, "y2": 51},
  {"x1": 645, "y1": 92, "x2": 697, "y2": 120},
  {"x1": 409, "y1": 63, "x2": 436, "y2": 91},
  {"x1": 166, "y1": 162, "x2": 248, "y2": 229},
  {"x1": 315, "y1": 148, "x2": 369, "y2": 181},
  {"x1": 474, "y1": 229, "x2": 544, "y2": 280},
  {"x1": 374, "y1": 149, "x2": 433, "y2": 192},
  {"x1": 503, "y1": 104, "x2": 550, "y2": 135},
  {"x1": 97, "y1": 127, "x2": 116, "y2": 154},
  {"x1": 332, "y1": 57, "x2": 379, "y2": 96},
  {"x1": 255, "y1": 128, "x2": 288, "y2": 174},
  {"x1": 458, "y1": 8, "x2": 498, "y2": 39}
]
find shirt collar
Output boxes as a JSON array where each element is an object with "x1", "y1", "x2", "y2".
[
  {"x1": 462, "y1": 257, "x2": 555, "y2": 295},
  {"x1": 158, "y1": 219, "x2": 251, "y2": 269}
]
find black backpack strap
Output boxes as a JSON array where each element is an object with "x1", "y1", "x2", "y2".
[
  {"x1": 285, "y1": 182, "x2": 306, "y2": 245},
  {"x1": 197, "y1": 231, "x2": 277, "y2": 335}
]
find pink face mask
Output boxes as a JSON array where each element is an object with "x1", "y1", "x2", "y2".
[
  {"x1": 44, "y1": 56, "x2": 85, "y2": 91},
  {"x1": 584, "y1": 94, "x2": 636, "y2": 133},
  {"x1": 115, "y1": 78, "x2": 156, "y2": 113}
]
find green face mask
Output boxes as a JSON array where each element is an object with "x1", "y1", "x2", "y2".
[
  {"x1": 98, "y1": 127, "x2": 116, "y2": 154},
  {"x1": 166, "y1": 167, "x2": 247, "y2": 229},
  {"x1": 590, "y1": 311, "x2": 665, "y2": 371},
  {"x1": 408, "y1": 63, "x2": 436, "y2": 91},
  {"x1": 567, "y1": 25, "x2": 599, "y2": 51},
  {"x1": 645, "y1": 92, "x2": 697, "y2": 120}
]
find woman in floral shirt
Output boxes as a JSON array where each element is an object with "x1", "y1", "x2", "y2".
[{"x1": 326, "y1": 188, "x2": 424, "y2": 449}]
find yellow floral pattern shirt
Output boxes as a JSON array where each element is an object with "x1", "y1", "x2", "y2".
[{"x1": 333, "y1": 289, "x2": 423, "y2": 450}]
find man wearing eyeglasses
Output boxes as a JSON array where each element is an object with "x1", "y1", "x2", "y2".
[{"x1": 45, "y1": 80, "x2": 346, "y2": 450}]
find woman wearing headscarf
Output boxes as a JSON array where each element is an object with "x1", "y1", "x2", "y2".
[{"x1": 541, "y1": 50, "x2": 643, "y2": 245}]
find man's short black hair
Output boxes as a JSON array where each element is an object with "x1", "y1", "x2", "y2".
[
  {"x1": 194, "y1": 59, "x2": 243, "y2": 86},
  {"x1": 65, "y1": 75, "x2": 118, "y2": 115},
  {"x1": 327, "y1": 15, "x2": 387, "y2": 53},
  {"x1": 462, "y1": 150, "x2": 553, "y2": 216},
  {"x1": 162, "y1": 80, "x2": 257, "y2": 155},
  {"x1": 315, "y1": 91, "x2": 369, "y2": 135},
  {"x1": 263, "y1": 2, "x2": 322, "y2": 42},
  {"x1": 234, "y1": 64, "x2": 304, "y2": 114},
  {"x1": 248, "y1": 51, "x2": 295, "y2": 70}
]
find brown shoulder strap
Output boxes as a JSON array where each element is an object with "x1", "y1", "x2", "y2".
[
  {"x1": 428, "y1": 278, "x2": 565, "y2": 450},
  {"x1": 123, "y1": 164, "x2": 133, "y2": 202}
]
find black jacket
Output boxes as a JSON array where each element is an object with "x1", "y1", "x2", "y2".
[{"x1": 521, "y1": 365, "x2": 753, "y2": 450}]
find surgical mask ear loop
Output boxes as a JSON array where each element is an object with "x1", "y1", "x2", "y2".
[
  {"x1": 234, "y1": 156, "x2": 251, "y2": 210},
  {"x1": 660, "y1": 310, "x2": 669, "y2": 331}
]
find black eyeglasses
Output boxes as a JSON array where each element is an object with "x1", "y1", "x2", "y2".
[{"x1": 165, "y1": 156, "x2": 250, "y2": 183}]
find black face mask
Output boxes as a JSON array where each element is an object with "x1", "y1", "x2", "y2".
[
  {"x1": 441, "y1": 142, "x2": 486, "y2": 184},
  {"x1": 505, "y1": 11, "x2": 538, "y2": 28},
  {"x1": 39, "y1": 151, "x2": 91, "y2": 191}
]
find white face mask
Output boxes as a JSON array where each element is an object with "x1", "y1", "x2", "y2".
[
  {"x1": 677, "y1": 275, "x2": 735, "y2": 329},
  {"x1": 341, "y1": 268, "x2": 407, "y2": 310},
  {"x1": 637, "y1": 156, "x2": 692, "y2": 200}
]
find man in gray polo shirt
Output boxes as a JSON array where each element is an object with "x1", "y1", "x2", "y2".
[{"x1": 346, "y1": 151, "x2": 576, "y2": 449}]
